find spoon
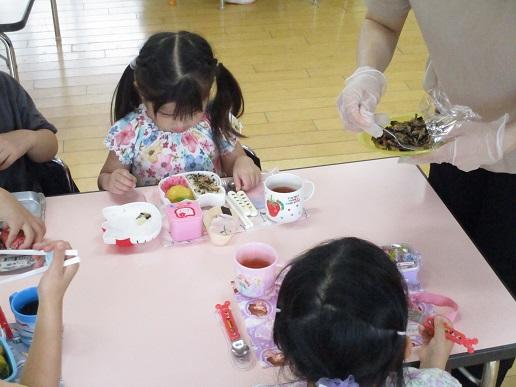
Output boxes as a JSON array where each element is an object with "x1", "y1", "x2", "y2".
[{"x1": 215, "y1": 301, "x2": 250, "y2": 359}]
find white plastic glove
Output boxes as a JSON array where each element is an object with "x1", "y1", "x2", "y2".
[
  {"x1": 336, "y1": 66, "x2": 388, "y2": 138},
  {"x1": 400, "y1": 114, "x2": 508, "y2": 172}
]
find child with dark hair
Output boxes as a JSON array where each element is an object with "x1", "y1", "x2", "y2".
[
  {"x1": 98, "y1": 31, "x2": 261, "y2": 194},
  {"x1": 268, "y1": 237, "x2": 460, "y2": 387},
  {"x1": 0, "y1": 71, "x2": 59, "y2": 193}
]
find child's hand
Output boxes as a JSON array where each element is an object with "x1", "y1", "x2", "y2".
[
  {"x1": 105, "y1": 169, "x2": 137, "y2": 194},
  {"x1": 0, "y1": 131, "x2": 31, "y2": 170},
  {"x1": 33, "y1": 240, "x2": 79, "y2": 308},
  {"x1": 418, "y1": 316, "x2": 454, "y2": 370},
  {"x1": 232, "y1": 156, "x2": 261, "y2": 191},
  {"x1": 0, "y1": 189, "x2": 45, "y2": 248}
]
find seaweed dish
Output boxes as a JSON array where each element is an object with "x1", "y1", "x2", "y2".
[
  {"x1": 186, "y1": 173, "x2": 220, "y2": 194},
  {"x1": 372, "y1": 114, "x2": 430, "y2": 151}
]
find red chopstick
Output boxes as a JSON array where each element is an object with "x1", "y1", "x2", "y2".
[{"x1": 0, "y1": 306, "x2": 13, "y2": 339}]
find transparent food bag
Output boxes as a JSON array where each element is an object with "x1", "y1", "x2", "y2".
[{"x1": 418, "y1": 87, "x2": 480, "y2": 146}]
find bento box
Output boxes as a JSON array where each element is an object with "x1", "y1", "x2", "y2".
[
  {"x1": 382, "y1": 243, "x2": 421, "y2": 289},
  {"x1": 158, "y1": 172, "x2": 225, "y2": 208},
  {"x1": 0, "y1": 337, "x2": 17, "y2": 381}
]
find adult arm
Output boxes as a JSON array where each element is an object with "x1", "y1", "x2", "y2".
[
  {"x1": 337, "y1": 1, "x2": 410, "y2": 135},
  {"x1": 357, "y1": 5, "x2": 409, "y2": 71}
]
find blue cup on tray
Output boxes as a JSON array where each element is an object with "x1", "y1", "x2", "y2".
[{"x1": 9, "y1": 287, "x2": 38, "y2": 346}]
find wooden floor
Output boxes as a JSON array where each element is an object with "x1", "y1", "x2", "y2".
[
  {"x1": 1, "y1": 0, "x2": 431, "y2": 193},
  {"x1": 1, "y1": 0, "x2": 515, "y2": 383}
]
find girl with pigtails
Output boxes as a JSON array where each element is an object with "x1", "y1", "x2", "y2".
[{"x1": 98, "y1": 31, "x2": 261, "y2": 194}]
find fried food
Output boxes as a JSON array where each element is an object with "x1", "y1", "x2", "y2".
[{"x1": 372, "y1": 114, "x2": 430, "y2": 151}]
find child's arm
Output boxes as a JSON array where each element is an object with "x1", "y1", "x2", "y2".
[
  {"x1": 221, "y1": 143, "x2": 261, "y2": 191},
  {"x1": 0, "y1": 382, "x2": 25, "y2": 386},
  {"x1": 0, "y1": 129, "x2": 57, "y2": 170},
  {"x1": 0, "y1": 73, "x2": 59, "y2": 168},
  {"x1": 20, "y1": 241, "x2": 79, "y2": 387},
  {"x1": 0, "y1": 188, "x2": 45, "y2": 248},
  {"x1": 418, "y1": 316, "x2": 455, "y2": 369},
  {"x1": 98, "y1": 151, "x2": 137, "y2": 194}
]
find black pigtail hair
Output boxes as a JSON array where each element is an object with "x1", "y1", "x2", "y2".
[
  {"x1": 273, "y1": 237, "x2": 408, "y2": 387},
  {"x1": 164, "y1": 75, "x2": 204, "y2": 122},
  {"x1": 209, "y1": 63, "x2": 245, "y2": 148},
  {"x1": 111, "y1": 64, "x2": 141, "y2": 124}
]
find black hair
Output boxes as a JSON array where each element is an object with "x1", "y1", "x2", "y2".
[
  {"x1": 273, "y1": 237, "x2": 408, "y2": 387},
  {"x1": 111, "y1": 31, "x2": 244, "y2": 147}
]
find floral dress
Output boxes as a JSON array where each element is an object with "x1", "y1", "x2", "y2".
[
  {"x1": 104, "y1": 104, "x2": 238, "y2": 186},
  {"x1": 254, "y1": 368, "x2": 461, "y2": 387}
]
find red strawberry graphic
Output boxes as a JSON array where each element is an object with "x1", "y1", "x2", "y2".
[{"x1": 267, "y1": 199, "x2": 281, "y2": 217}]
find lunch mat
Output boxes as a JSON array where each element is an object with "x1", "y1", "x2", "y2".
[{"x1": 231, "y1": 281, "x2": 285, "y2": 368}]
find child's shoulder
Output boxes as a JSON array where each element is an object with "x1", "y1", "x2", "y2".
[
  {"x1": 109, "y1": 108, "x2": 142, "y2": 132},
  {"x1": 403, "y1": 367, "x2": 461, "y2": 386}
]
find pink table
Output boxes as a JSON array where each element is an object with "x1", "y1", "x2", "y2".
[{"x1": 1, "y1": 158, "x2": 515, "y2": 386}]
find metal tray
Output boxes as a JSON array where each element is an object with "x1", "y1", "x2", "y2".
[{"x1": 11, "y1": 191, "x2": 46, "y2": 220}]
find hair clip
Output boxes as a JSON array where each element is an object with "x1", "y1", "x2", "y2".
[
  {"x1": 275, "y1": 308, "x2": 281, "y2": 313},
  {"x1": 129, "y1": 57, "x2": 138, "y2": 70},
  {"x1": 396, "y1": 331, "x2": 407, "y2": 336}
]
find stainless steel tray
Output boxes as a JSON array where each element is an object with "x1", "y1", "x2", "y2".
[
  {"x1": 0, "y1": 192, "x2": 46, "y2": 268},
  {"x1": 11, "y1": 191, "x2": 46, "y2": 220}
]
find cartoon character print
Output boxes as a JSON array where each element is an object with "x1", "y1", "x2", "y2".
[
  {"x1": 246, "y1": 300, "x2": 271, "y2": 318},
  {"x1": 261, "y1": 348, "x2": 286, "y2": 367},
  {"x1": 174, "y1": 207, "x2": 196, "y2": 218}
]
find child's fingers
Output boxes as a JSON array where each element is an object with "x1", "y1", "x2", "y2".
[
  {"x1": 233, "y1": 173, "x2": 243, "y2": 191},
  {"x1": 33, "y1": 240, "x2": 57, "y2": 251},
  {"x1": 30, "y1": 219, "x2": 46, "y2": 246},
  {"x1": 0, "y1": 154, "x2": 17, "y2": 171},
  {"x1": 418, "y1": 325, "x2": 432, "y2": 343},
  {"x1": 5, "y1": 223, "x2": 21, "y2": 248},
  {"x1": 433, "y1": 316, "x2": 452, "y2": 340},
  {"x1": 48, "y1": 241, "x2": 67, "y2": 274},
  {"x1": 241, "y1": 175, "x2": 253, "y2": 191},
  {"x1": 114, "y1": 173, "x2": 136, "y2": 190},
  {"x1": 63, "y1": 260, "x2": 79, "y2": 287},
  {"x1": 118, "y1": 169, "x2": 137, "y2": 183},
  {"x1": 115, "y1": 173, "x2": 136, "y2": 187},
  {"x1": 19, "y1": 224, "x2": 35, "y2": 249},
  {"x1": 251, "y1": 169, "x2": 261, "y2": 188},
  {"x1": 113, "y1": 180, "x2": 134, "y2": 193},
  {"x1": 0, "y1": 150, "x2": 10, "y2": 170}
]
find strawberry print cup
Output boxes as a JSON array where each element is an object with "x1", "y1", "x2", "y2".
[{"x1": 264, "y1": 173, "x2": 314, "y2": 223}]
